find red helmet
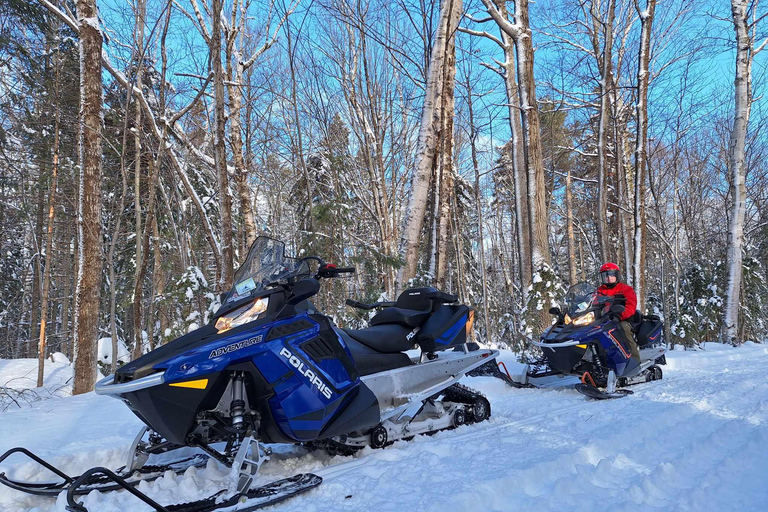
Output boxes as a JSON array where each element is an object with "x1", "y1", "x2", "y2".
[{"x1": 599, "y1": 262, "x2": 621, "y2": 287}]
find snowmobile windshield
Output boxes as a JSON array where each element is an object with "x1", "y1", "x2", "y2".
[
  {"x1": 563, "y1": 282, "x2": 597, "y2": 316},
  {"x1": 224, "y1": 237, "x2": 308, "y2": 303}
]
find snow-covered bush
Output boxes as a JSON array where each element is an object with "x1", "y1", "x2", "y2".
[
  {"x1": 96, "y1": 337, "x2": 130, "y2": 374},
  {"x1": 521, "y1": 263, "x2": 567, "y2": 347},
  {"x1": 671, "y1": 260, "x2": 724, "y2": 345},
  {"x1": 155, "y1": 266, "x2": 218, "y2": 344}
]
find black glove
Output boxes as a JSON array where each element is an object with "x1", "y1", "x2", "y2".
[{"x1": 608, "y1": 312, "x2": 622, "y2": 323}]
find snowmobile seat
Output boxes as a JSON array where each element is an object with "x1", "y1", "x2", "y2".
[
  {"x1": 342, "y1": 323, "x2": 417, "y2": 354},
  {"x1": 368, "y1": 287, "x2": 438, "y2": 328},
  {"x1": 636, "y1": 318, "x2": 663, "y2": 347},
  {"x1": 369, "y1": 307, "x2": 430, "y2": 327},
  {"x1": 336, "y1": 329, "x2": 413, "y2": 376}
]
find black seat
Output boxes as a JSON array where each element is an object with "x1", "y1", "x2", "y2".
[
  {"x1": 370, "y1": 308, "x2": 430, "y2": 327},
  {"x1": 336, "y1": 329, "x2": 412, "y2": 376},
  {"x1": 368, "y1": 287, "x2": 437, "y2": 327},
  {"x1": 636, "y1": 319, "x2": 663, "y2": 347},
  {"x1": 343, "y1": 324, "x2": 416, "y2": 353}
]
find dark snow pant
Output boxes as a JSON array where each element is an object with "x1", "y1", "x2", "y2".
[{"x1": 614, "y1": 321, "x2": 640, "y2": 362}]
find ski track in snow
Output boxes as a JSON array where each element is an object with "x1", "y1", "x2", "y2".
[{"x1": 1, "y1": 344, "x2": 767, "y2": 511}]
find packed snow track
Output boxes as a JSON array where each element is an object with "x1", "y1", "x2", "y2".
[{"x1": 1, "y1": 343, "x2": 767, "y2": 511}]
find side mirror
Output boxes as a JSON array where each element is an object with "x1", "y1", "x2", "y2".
[
  {"x1": 219, "y1": 292, "x2": 227, "y2": 303},
  {"x1": 548, "y1": 307, "x2": 561, "y2": 316},
  {"x1": 287, "y1": 278, "x2": 320, "y2": 305}
]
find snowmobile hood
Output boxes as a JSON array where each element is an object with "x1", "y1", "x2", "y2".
[
  {"x1": 112, "y1": 322, "x2": 219, "y2": 384},
  {"x1": 541, "y1": 322, "x2": 601, "y2": 344},
  {"x1": 112, "y1": 288, "x2": 290, "y2": 385}
]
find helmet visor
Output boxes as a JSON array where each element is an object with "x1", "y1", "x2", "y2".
[{"x1": 600, "y1": 269, "x2": 620, "y2": 285}]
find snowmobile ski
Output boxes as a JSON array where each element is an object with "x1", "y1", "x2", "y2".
[
  {"x1": 574, "y1": 382, "x2": 633, "y2": 400},
  {"x1": 0, "y1": 446, "x2": 209, "y2": 497},
  {"x1": 65, "y1": 471, "x2": 322, "y2": 512}
]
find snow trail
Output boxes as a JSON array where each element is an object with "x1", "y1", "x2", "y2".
[{"x1": 1, "y1": 344, "x2": 767, "y2": 511}]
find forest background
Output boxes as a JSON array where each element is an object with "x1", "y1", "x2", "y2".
[{"x1": 1, "y1": 0, "x2": 766, "y2": 392}]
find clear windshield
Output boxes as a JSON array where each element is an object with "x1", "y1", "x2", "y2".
[
  {"x1": 225, "y1": 237, "x2": 308, "y2": 303},
  {"x1": 563, "y1": 282, "x2": 597, "y2": 315}
]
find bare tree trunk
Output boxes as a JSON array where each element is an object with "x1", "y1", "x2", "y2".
[
  {"x1": 494, "y1": 0, "x2": 531, "y2": 297},
  {"x1": 566, "y1": 167, "x2": 577, "y2": 285},
  {"x1": 723, "y1": 0, "x2": 753, "y2": 344},
  {"x1": 466, "y1": 74, "x2": 492, "y2": 341},
  {"x1": 37, "y1": 60, "x2": 62, "y2": 387},
  {"x1": 613, "y1": 107, "x2": 632, "y2": 277},
  {"x1": 131, "y1": 0, "x2": 147, "y2": 359},
  {"x1": 400, "y1": 0, "x2": 458, "y2": 286},
  {"x1": 479, "y1": 0, "x2": 549, "y2": 285},
  {"x1": 109, "y1": 99, "x2": 130, "y2": 370},
  {"x1": 514, "y1": 0, "x2": 550, "y2": 270},
  {"x1": 133, "y1": 1, "x2": 172, "y2": 358},
  {"x1": 227, "y1": 18, "x2": 257, "y2": 251},
  {"x1": 632, "y1": 0, "x2": 656, "y2": 312},
  {"x1": 435, "y1": 0, "x2": 461, "y2": 289},
  {"x1": 149, "y1": 215, "x2": 163, "y2": 350},
  {"x1": 212, "y1": 0, "x2": 234, "y2": 292},
  {"x1": 596, "y1": 0, "x2": 616, "y2": 263},
  {"x1": 73, "y1": 0, "x2": 103, "y2": 395}
]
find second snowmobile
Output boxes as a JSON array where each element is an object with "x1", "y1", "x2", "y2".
[
  {"x1": 1, "y1": 237, "x2": 496, "y2": 511},
  {"x1": 519, "y1": 282, "x2": 667, "y2": 399}
]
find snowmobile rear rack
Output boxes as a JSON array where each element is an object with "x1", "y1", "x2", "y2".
[{"x1": 345, "y1": 298, "x2": 395, "y2": 309}]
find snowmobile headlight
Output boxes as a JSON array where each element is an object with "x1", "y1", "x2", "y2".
[
  {"x1": 564, "y1": 314, "x2": 572, "y2": 324},
  {"x1": 216, "y1": 297, "x2": 269, "y2": 334},
  {"x1": 571, "y1": 311, "x2": 594, "y2": 326}
]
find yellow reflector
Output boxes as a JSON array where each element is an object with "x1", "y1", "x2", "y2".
[
  {"x1": 576, "y1": 344, "x2": 587, "y2": 349},
  {"x1": 169, "y1": 379, "x2": 208, "y2": 390}
]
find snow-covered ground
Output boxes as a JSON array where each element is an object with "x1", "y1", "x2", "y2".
[{"x1": 1, "y1": 343, "x2": 767, "y2": 511}]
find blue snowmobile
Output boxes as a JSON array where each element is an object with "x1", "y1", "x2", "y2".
[
  {"x1": 1, "y1": 237, "x2": 496, "y2": 511},
  {"x1": 522, "y1": 282, "x2": 667, "y2": 399}
]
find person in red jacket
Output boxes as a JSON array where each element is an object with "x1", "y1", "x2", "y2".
[{"x1": 596, "y1": 263, "x2": 640, "y2": 362}]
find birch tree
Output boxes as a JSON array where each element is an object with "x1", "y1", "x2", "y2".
[
  {"x1": 400, "y1": 0, "x2": 461, "y2": 287},
  {"x1": 434, "y1": 0, "x2": 462, "y2": 289},
  {"x1": 595, "y1": 0, "x2": 616, "y2": 264},
  {"x1": 479, "y1": 0, "x2": 550, "y2": 270},
  {"x1": 461, "y1": 0, "x2": 532, "y2": 297},
  {"x1": 631, "y1": 0, "x2": 656, "y2": 312},
  {"x1": 722, "y1": 0, "x2": 762, "y2": 344}
]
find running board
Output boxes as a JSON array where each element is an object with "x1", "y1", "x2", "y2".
[{"x1": 361, "y1": 349, "x2": 498, "y2": 421}]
